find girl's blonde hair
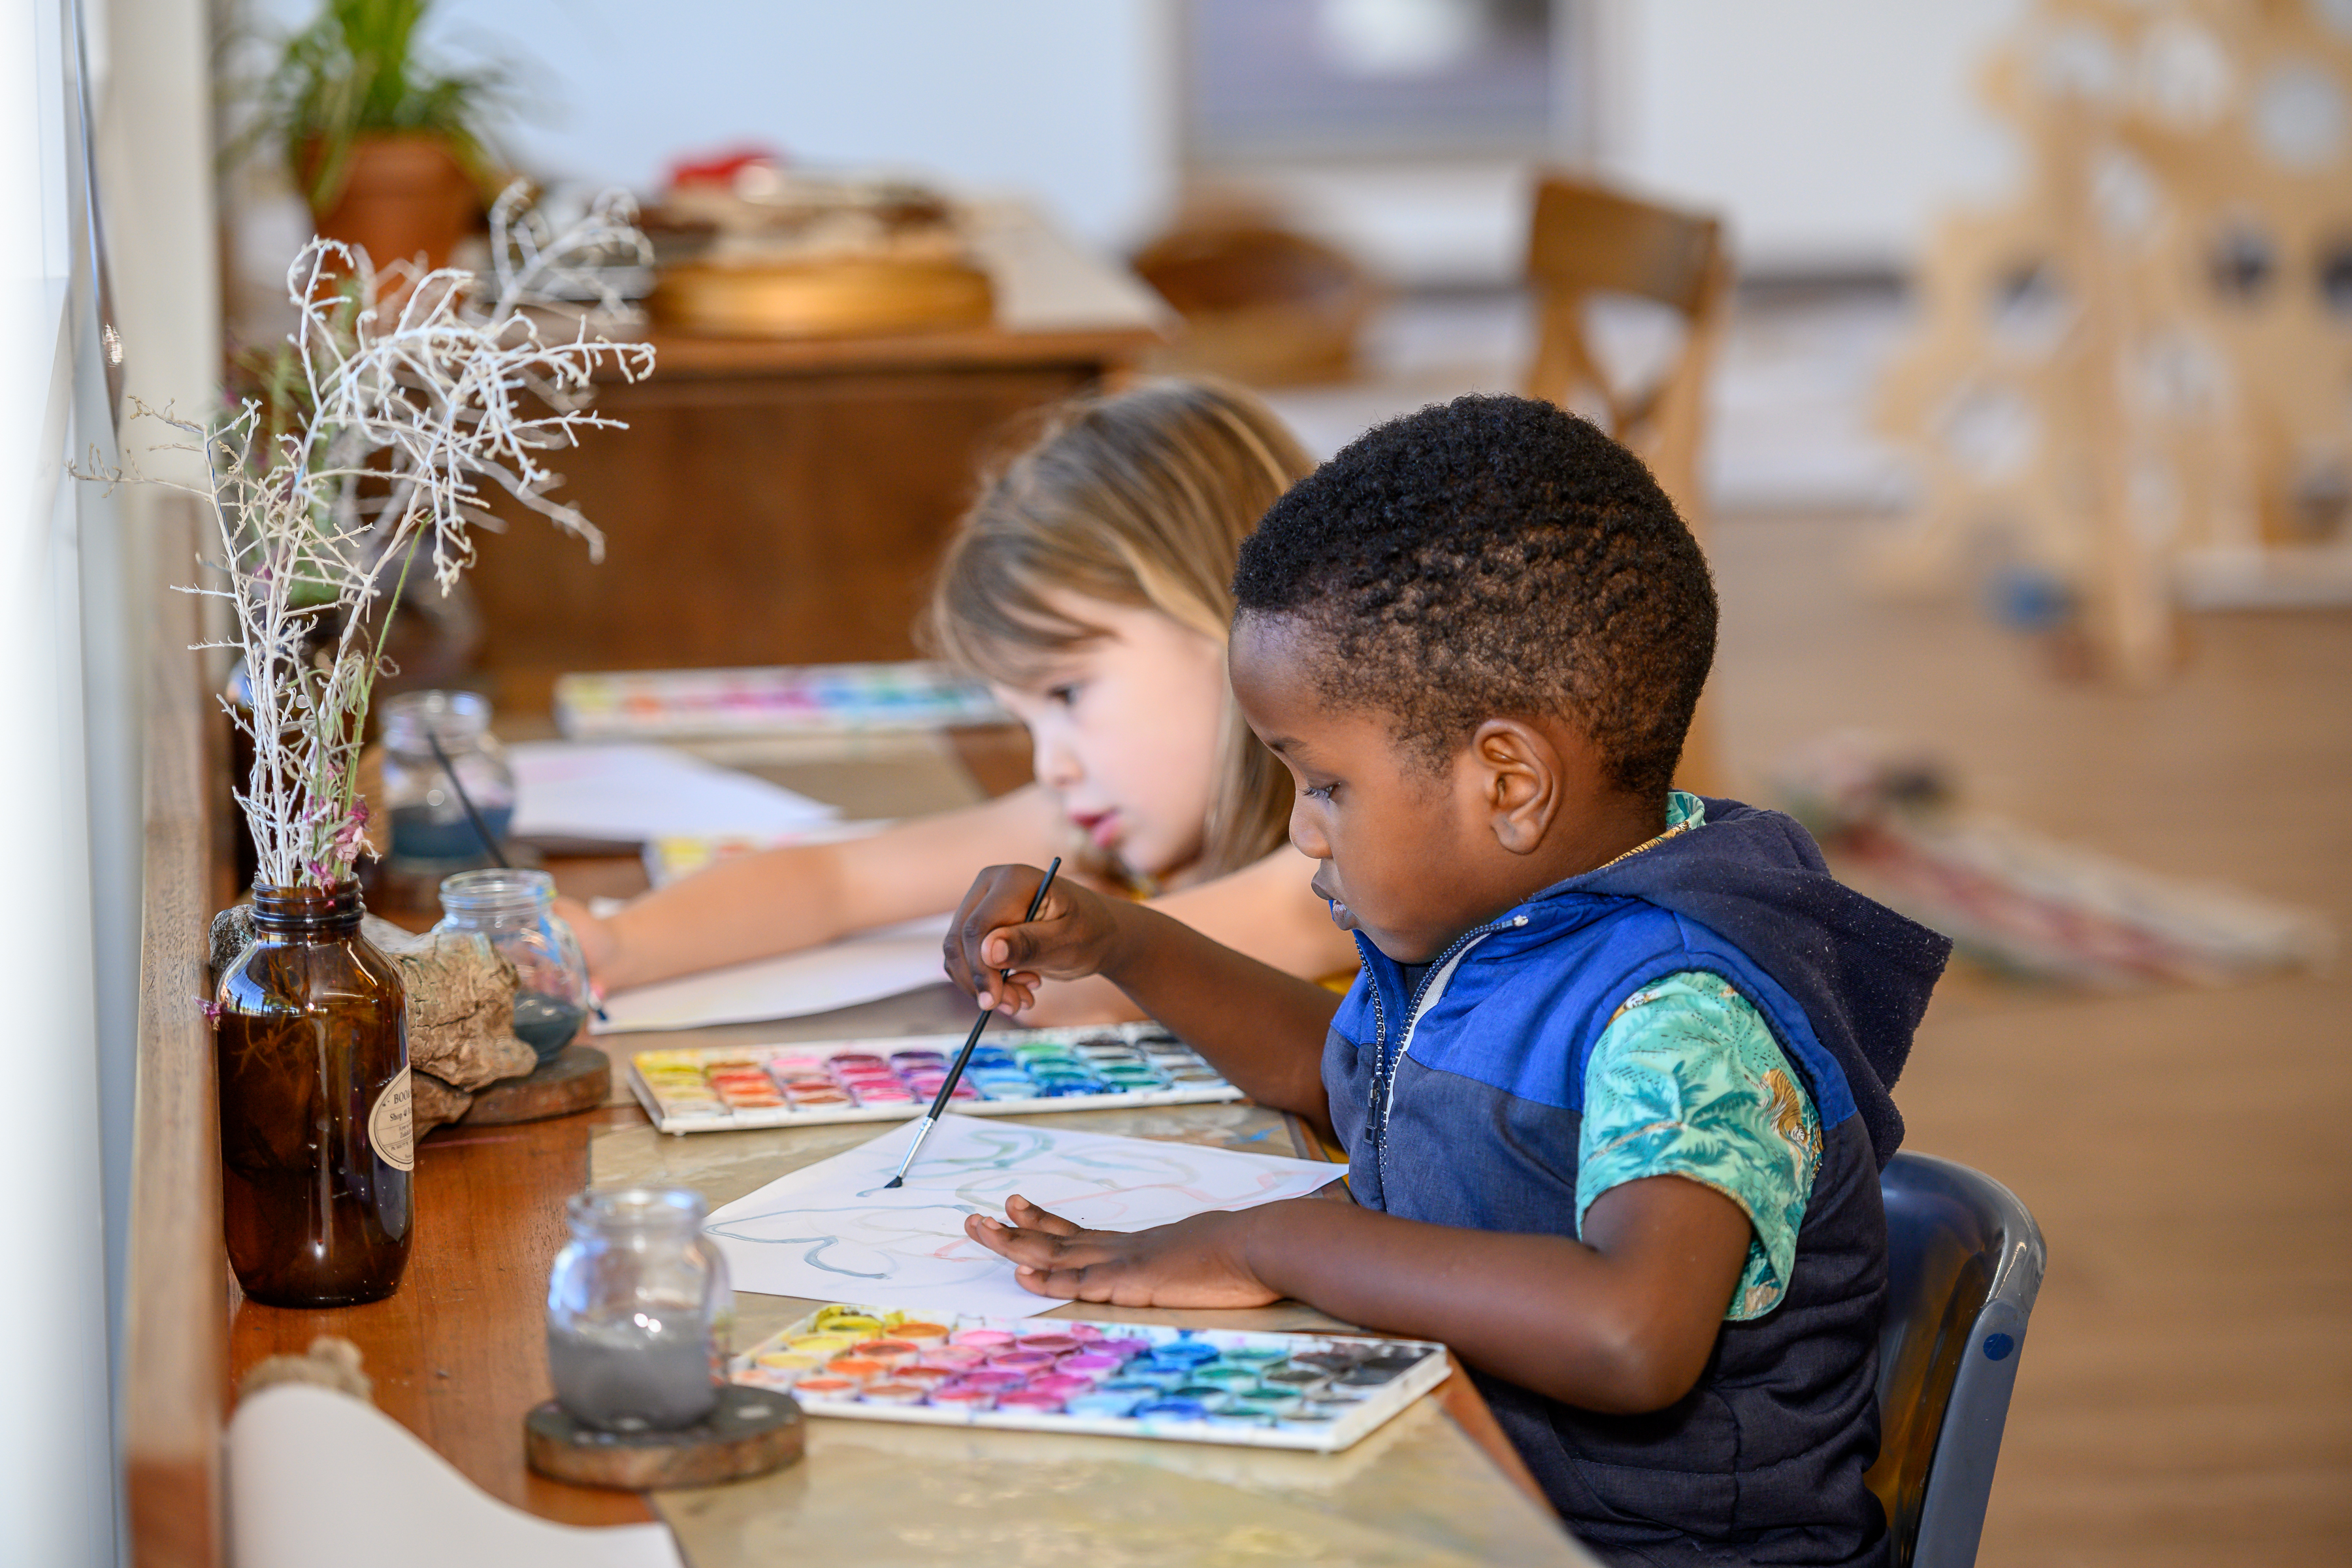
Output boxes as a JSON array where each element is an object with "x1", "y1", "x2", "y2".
[{"x1": 924, "y1": 378, "x2": 1314, "y2": 881}]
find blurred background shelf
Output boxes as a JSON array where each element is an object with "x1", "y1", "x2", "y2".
[{"x1": 468, "y1": 202, "x2": 1166, "y2": 704}]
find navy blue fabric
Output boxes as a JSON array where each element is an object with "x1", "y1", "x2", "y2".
[
  {"x1": 1575, "y1": 796, "x2": 1950, "y2": 1169},
  {"x1": 1319, "y1": 798, "x2": 1948, "y2": 1565}
]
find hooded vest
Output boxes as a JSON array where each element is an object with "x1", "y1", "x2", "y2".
[{"x1": 1322, "y1": 799, "x2": 1950, "y2": 1567}]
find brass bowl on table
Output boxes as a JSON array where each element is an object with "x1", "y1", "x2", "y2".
[{"x1": 650, "y1": 255, "x2": 994, "y2": 339}]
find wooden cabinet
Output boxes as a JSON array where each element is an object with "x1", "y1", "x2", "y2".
[{"x1": 469, "y1": 204, "x2": 1165, "y2": 696}]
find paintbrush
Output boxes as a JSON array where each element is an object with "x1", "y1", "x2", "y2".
[
  {"x1": 883, "y1": 855, "x2": 1062, "y2": 1190},
  {"x1": 427, "y1": 727, "x2": 510, "y2": 869}
]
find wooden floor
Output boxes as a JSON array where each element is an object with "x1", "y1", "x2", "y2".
[{"x1": 1708, "y1": 514, "x2": 2352, "y2": 1568}]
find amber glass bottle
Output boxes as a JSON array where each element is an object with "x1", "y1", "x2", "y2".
[{"x1": 215, "y1": 882, "x2": 413, "y2": 1307}]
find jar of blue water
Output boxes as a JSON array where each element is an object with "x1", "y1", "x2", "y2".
[
  {"x1": 433, "y1": 868, "x2": 593, "y2": 1068},
  {"x1": 379, "y1": 691, "x2": 514, "y2": 870},
  {"x1": 547, "y1": 1187, "x2": 733, "y2": 1433}
]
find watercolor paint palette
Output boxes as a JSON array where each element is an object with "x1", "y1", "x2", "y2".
[
  {"x1": 627, "y1": 1022, "x2": 1245, "y2": 1135},
  {"x1": 555, "y1": 661, "x2": 1006, "y2": 740},
  {"x1": 732, "y1": 1304, "x2": 1450, "y2": 1452}
]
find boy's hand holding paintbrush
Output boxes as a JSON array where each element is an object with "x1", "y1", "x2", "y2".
[
  {"x1": 945, "y1": 862, "x2": 1343, "y2": 1134},
  {"x1": 943, "y1": 861, "x2": 1337, "y2": 1309}
]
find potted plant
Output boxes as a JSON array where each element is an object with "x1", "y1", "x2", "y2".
[
  {"x1": 93, "y1": 191, "x2": 653, "y2": 1306},
  {"x1": 248, "y1": 0, "x2": 512, "y2": 274}
]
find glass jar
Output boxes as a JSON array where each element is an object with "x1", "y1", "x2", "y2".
[
  {"x1": 214, "y1": 881, "x2": 414, "y2": 1307},
  {"x1": 546, "y1": 1187, "x2": 733, "y2": 1432},
  {"x1": 433, "y1": 868, "x2": 592, "y2": 1068},
  {"x1": 378, "y1": 690, "x2": 515, "y2": 868}
]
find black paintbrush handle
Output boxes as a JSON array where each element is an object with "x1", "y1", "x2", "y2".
[
  {"x1": 921, "y1": 856, "x2": 1063, "y2": 1120},
  {"x1": 884, "y1": 857, "x2": 1062, "y2": 1187},
  {"x1": 427, "y1": 726, "x2": 510, "y2": 869}
]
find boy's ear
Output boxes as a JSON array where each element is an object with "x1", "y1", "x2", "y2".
[{"x1": 1469, "y1": 719, "x2": 1561, "y2": 856}]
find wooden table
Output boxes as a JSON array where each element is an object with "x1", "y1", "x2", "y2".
[
  {"x1": 468, "y1": 203, "x2": 1170, "y2": 708},
  {"x1": 222, "y1": 932, "x2": 1585, "y2": 1565},
  {"x1": 223, "y1": 1024, "x2": 1579, "y2": 1554},
  {"x1": 220, "y1": 725, "x2": 1588, "y2": 1564}
]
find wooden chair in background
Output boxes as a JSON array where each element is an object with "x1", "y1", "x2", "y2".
[{"x1": 1525, "y1": 172, "x2": 1732, "y2": 793}]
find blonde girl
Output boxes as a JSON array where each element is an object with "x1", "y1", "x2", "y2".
[{"x1": 566, "y1": 378, "x2": 1356, "y2": 1022}]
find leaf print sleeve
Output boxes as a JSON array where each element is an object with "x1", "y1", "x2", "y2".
[{"x1": 1578, "y1": 972, "x2": 1823, "y2": 1321}]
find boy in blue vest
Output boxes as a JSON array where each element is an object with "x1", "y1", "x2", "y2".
[{"x1": 946, "y1": 394, "x2": 1952, "y2": 1567}]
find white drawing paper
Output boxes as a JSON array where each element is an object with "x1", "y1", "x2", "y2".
[
  {"x1": 229, "y1": 1384, "x2": 683, "y2": 1568},
  {"x1": 508, "y1": 741, "x2": 838, "y2": 842},
  {"x1": 592, "y1": 915, "x2": 953, "y2": 1032},
  {"x1": 702, "y1": 1115, "x2": 1344, "y2": 1319}
]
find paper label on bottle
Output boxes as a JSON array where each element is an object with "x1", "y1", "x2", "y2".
[{"x1": 370, "y1": 1068, "x2": 415, "y2": 1172}]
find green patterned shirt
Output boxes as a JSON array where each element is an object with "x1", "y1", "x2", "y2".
[{"x1": 1575, "y1": 794, "x2": 1823, "y2": 1322}]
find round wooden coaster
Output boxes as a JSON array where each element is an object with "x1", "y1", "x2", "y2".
[
  {"x1": 525, "y1": 1384, "x2": 804, "y2": 1490},
  {"x1": 463, "y1": 1044, "x2": 610, "y2": 1126}
]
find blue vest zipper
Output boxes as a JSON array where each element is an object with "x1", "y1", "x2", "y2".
[{"x1": 1359, "y1": 915, "x2": 1525, "y2": 1193}]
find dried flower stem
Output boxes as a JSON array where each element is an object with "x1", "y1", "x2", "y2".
[{"x1": 93, "y1": 186, "x2": 654, "y2": 888}]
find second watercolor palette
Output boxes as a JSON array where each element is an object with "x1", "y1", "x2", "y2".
[
  {"x1": 627, "y1": 1022, "x2": 1245, "y2": 1135},
  {"x1": 732, "y1": 1304, "x2": 1450, "y2": 1452}
]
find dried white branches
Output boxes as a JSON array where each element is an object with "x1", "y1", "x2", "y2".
[{"x1": 97, "y1": 185, "x2": 654, "y2": 889}]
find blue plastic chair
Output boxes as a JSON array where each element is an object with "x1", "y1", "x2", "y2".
[{"x1": 1869, "y1": 1151, "x2": 2048, "y2": 1568}]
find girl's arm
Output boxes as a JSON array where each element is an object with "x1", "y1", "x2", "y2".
[
  {"x1": 1011, "y1": 843, "x2": 1356, "y2": 1027},
  {"x1": 568, "y1": 785, "x2": 1068, "y2": 992},
  {"x1": 1149, "y1": 843, "x2": 1357, "y2": 983}
]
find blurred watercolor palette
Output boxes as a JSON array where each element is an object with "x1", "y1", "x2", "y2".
[
  {"x1": 556, "y1": 661, "x2": 1006, "y2": 741},
  {"x1": 627, "y1": 1022, "x2": 1245, "y2": 1135},
  {"x1": 731, "y1": 1303, "x2": 1450, "y2": 1452}
]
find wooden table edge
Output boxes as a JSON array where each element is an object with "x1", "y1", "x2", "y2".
[{"x1": 1279, "y1": 1109, "x2": 1552, "y2": 1511}]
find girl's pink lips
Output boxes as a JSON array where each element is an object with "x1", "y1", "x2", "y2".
[{"x1": 1071, "y1": 809, "x2": 1122, "y2": 849}]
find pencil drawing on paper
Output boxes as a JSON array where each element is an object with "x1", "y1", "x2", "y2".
[{"x1": 700, "y1": 1115, "x2": 1340, "y2": 1315}]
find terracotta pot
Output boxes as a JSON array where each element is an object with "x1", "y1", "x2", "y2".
[{"x1": 309, "y1": 133, "x2": 480, "y2": 277}]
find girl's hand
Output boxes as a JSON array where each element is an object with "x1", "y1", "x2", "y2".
[
  {"x1": 553, "y1": 896, "x2": 617, "y2": 981},
  {"x1": 962, "y1": 1195, "x2": 1281, "y2": 1308},
  {"x1": 944, "y1": 864, "x2": 1127, "y2": 1013}
]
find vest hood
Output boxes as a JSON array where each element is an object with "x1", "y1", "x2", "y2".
[{"x1": 1538, "y1": 795, "x2": 1950, "y2": 1166}]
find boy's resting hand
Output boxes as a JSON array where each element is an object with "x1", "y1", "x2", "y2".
[
  {"x1": 971, "y1": 1176, "x2": 1754, "y2": 1414},
  {"x1": 963, "y1": 1195, "x2": 1281, "y2": 1309},
  {"x1": 945, "y1": 863, "x2": 1128, "y2": 1013}
]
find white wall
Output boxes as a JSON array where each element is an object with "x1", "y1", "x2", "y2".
[
  {"x1": 247, "y1": 0, "x2": 1180, "y2": 250},
  {"x1": 1193, "y1": 1, "x2": 2027, "y2": 286},
  {"x1": 1594, "y1": 0, "x2": 2027, "y2": 272},
  {"x1": 0, "y1": 0, "x2": 129, "y2": 1559}
]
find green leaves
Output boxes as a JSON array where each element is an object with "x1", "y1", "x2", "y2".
[{"x1": 254, "y1": 0, "x2": 513, "y2": 213}]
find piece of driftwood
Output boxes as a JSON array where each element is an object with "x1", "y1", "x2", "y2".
[
  {"x1": 357, "y1": 916, "x2": 536, "y2": 1088},
  {"x1": 208, "y1": 906, "x2": 538, "y2": 1134},
  {"x1": 408, "y1": 1071, "x2": 477, "y2": 1133}
]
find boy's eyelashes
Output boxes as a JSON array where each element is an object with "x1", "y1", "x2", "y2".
[{"x1": 1300, "y1": 781, "x2": 1337, "y2": 801}]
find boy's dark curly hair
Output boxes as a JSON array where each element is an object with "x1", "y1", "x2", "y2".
[{"x1": 1232, "y1": 394, "x2": 1715, "y2": 798}]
